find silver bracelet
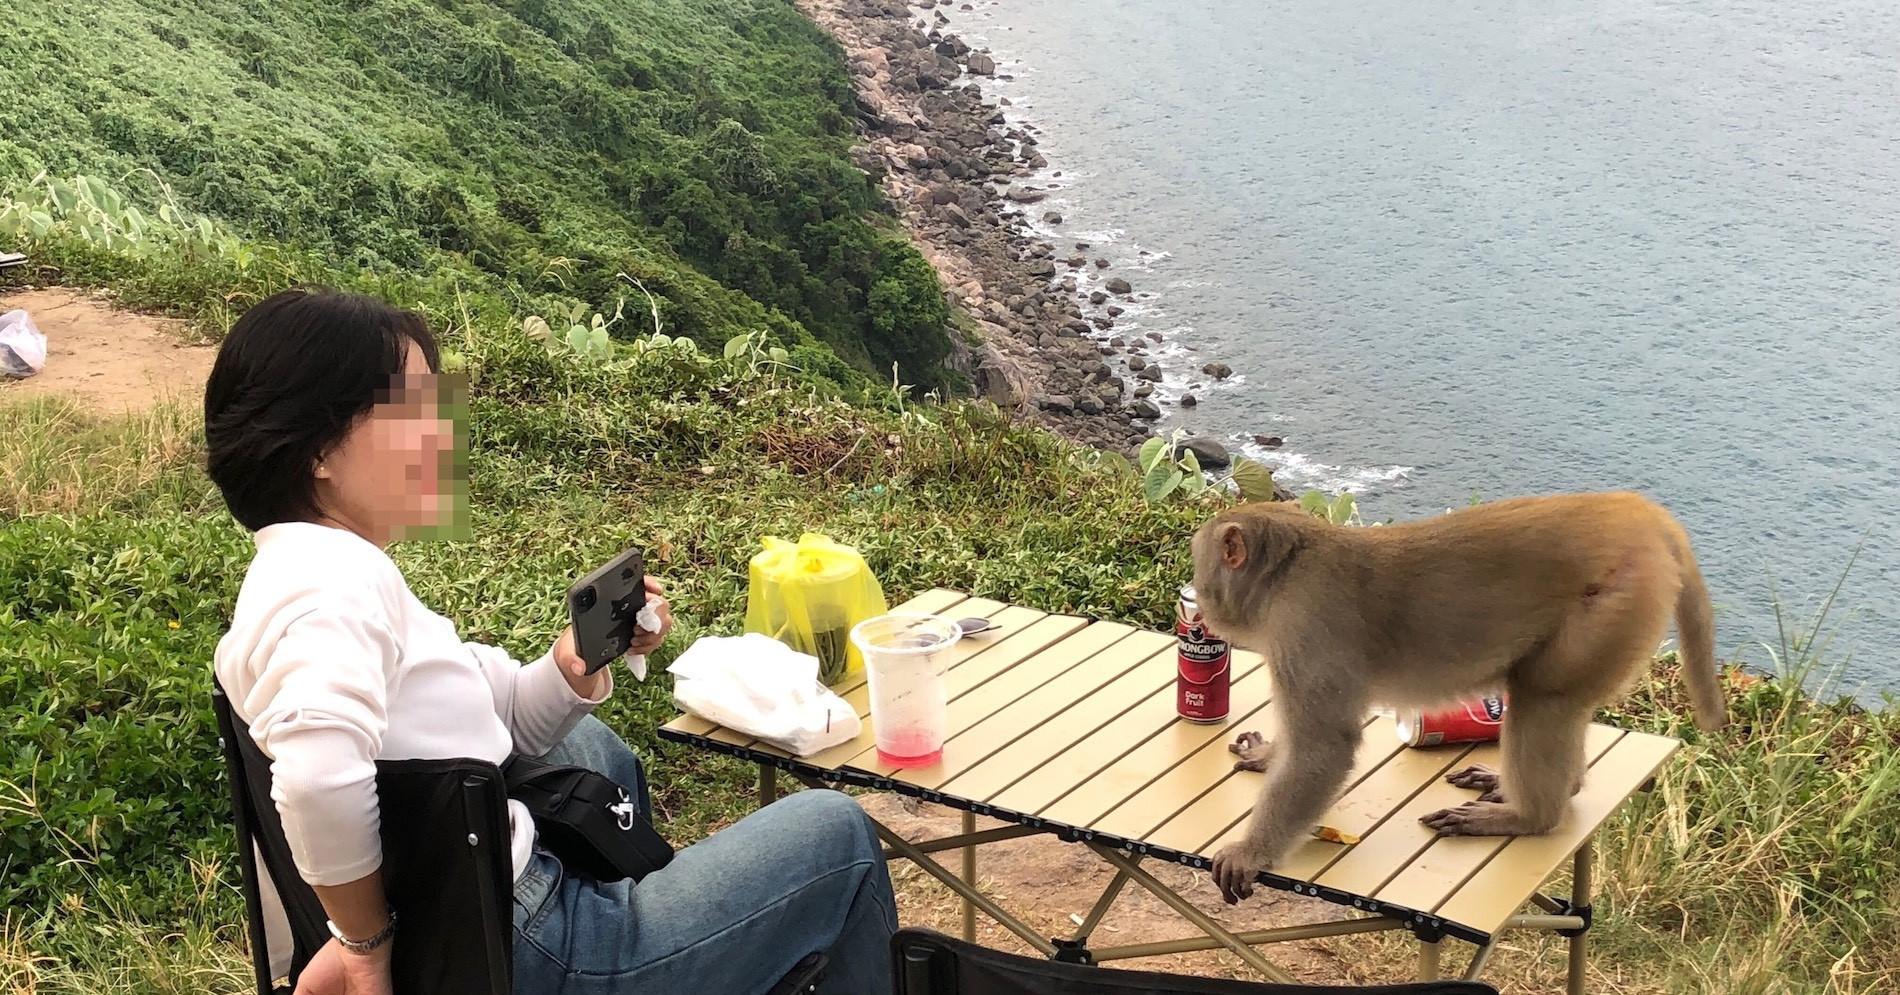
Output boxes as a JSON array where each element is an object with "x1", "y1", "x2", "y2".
[{"x1": 327, "y1": 908, "x2": 397, "y2": 955}]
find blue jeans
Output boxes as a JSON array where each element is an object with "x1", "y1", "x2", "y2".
[{"x1": 511, "y1": 716, "x2": 898, "y2": 995}]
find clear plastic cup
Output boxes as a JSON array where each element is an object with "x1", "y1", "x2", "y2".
[{"x1": 851, "y1": 613, "x2": 963, "y2": 768}]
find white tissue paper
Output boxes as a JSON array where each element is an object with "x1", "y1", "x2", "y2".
[
  {"x1": 666, "y1": 633, "x2": 861, "y2": 757},
  {"x1": 622, "y1": 598, "x2": 665, "y2": 681}
]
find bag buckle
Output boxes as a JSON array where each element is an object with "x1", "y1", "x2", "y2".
[{"x1": 610, "y1": 789, "x2": 636, "y2": 831}]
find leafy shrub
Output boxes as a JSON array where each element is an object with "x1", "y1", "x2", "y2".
[{"x1": 0, "y1": 0, "x2": 952, "y2": 383}]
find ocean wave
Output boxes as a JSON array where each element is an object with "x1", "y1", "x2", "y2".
[{"x1": 1233, "y1": 438, "x2": 1415, "y2": 497}]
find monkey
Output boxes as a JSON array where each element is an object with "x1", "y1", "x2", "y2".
[{"x1": 1190, "y1": 491, "x2": 1724, "y2": 905}]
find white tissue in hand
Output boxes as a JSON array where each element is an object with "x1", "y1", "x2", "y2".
[
  {"x1": 622, "y1": 597, "x2": 666, "y2": 682},
  {"x1": 667, "y1": 633, "x2": 861, "y2": 757}
]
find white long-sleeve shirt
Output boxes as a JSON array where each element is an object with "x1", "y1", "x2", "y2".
[{"x1": 213, "y1": 521, "x2": 610, "y2": 975}]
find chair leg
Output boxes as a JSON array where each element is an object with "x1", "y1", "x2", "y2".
[
  {"x1": 1568, "y1": 838, "x2": 1595, "y2": 995},
  {"x1": 1417, "y1": 939, "x2": 1442, "y2": 981}
]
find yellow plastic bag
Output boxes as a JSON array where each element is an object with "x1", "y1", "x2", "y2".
[{"x1": 744, "y1": 533, "x2": 889, "y2": 686}]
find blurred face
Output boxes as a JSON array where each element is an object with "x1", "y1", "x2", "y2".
[{"x1": 311, "y1": 341, "x2": 463, "y2": 547}]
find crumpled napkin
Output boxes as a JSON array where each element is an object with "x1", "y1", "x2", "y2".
[
  {"x1": 666, "y1": 633, "x2": 861, "y2": 757},
  {"x1": 623, "y1": 597, "x2": 665, "y2": 681}
]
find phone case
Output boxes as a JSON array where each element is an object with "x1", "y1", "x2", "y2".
[{"x1": 567, "y1": 546, "x2": 647, "y2": 676}]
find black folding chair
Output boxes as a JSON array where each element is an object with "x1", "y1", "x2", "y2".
[
  {"x1": 891, "y1": 928, "x2": 1501, "y2": 995},
  {"x1": 213, "y1": 681, "x2": 827, "y2": 995},
  {"x1": 214, "y1": 681, "x2": 516, "y2": 994}
]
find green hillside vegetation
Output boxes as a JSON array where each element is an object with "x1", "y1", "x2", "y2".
[
  {"x1": 4, "y1": 1, "x2": 1900, "y2": 992},
  {"x1": 0, "y1": 0, "x2": 953, "y2": 387}
]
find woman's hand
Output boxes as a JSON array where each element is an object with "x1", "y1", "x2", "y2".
[
  {"x1": 292, "y1": 938, "x2": 393, "y2": 995},
  {"x1": 552, "y1": 577, "x2": 672, "y2": 696},
  {"x1": 629, "y1": 576, "x2": 673, "y2": 656}
]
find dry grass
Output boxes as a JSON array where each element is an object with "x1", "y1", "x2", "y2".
[{"x1": 0, "y1": 396, "x2": 203, "y2": 516}]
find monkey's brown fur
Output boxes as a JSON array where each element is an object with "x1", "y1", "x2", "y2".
[{"x1": 1190, "y1": 491, "x2": 1724, "y2": 904}]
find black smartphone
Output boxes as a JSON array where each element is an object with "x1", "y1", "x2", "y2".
[{"x1": 566, "y1": 545, "x2": 647, "y2": 676}]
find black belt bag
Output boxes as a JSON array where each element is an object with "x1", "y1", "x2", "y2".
[{"x1": 502, "y1": 755, "x2": 674, "y2": 884}]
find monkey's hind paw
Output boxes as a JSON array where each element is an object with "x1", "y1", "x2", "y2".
[
  {"x1": 1228, "y1": 730, "x2": 1273, "y2": 772},
  {"x1": 1418, "y1": 800, "x2": 1521, "y2": 837},
  {"x1": 1445, "y1": 764, "x2": 1505, "y2": 802},
  {"x1": 1445, "y1": 763, "x2": 1500, "y2": 791}
]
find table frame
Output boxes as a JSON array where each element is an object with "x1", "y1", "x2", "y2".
[
  {"x1": 663, "y1": 591, "x2": 1661, "y2": 994},
  {"x1": 673, "y1": 730, "x2": 1608, "y2": 992}
]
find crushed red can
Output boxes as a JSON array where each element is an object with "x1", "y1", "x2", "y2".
[
  {"x1": 1396, "y1": 694, "x2": 1507, "y2": 747},
  {"x1": 1176, "y1": 585, "x2": 1231, "y2": 723}
]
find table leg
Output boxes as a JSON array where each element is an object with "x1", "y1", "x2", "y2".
[
  {"x1": 1417, "y1": 939, "x2": 1442, "y2": 981},
  {"x1": 757, "y1": 762, "x2": 778, "y2": 808},
  {"x1": 960, "y1": 810, "x2": 977, "y2": 941},
  {"x1": 1568, "y1": 838, "x2": 1595, "y2": 995}
]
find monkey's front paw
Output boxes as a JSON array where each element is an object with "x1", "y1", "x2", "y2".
[
  {"x1": 1419, "y1": 800, "x2": 1521, "y2": 836},
  {"x1": 1209, "y1": 842, "x2": 1270, "y2": 905},
  {"x1": 1228, "y1": 731, "x2": 1273, "y2": 772},
  {"x1": 1444, "y1": 764, "x2": 1504, "y2": 803}
]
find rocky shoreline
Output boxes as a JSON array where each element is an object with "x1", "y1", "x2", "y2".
[{"x1": 799, "y1": 0, "x2": 1243, "y2": 466}]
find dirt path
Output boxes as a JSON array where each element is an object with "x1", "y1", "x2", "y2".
[{"x1": 0, "y1": 287, "x2": 214, "y2": 416}]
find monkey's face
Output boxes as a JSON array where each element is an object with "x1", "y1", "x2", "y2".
[{"x1": 1190, "y1": 502, "x2": 1307, "y2": 639}]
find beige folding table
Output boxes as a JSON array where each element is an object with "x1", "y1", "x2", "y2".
[{"x1": 660, "y1": 590, "x2": 1682, "y2": 994}]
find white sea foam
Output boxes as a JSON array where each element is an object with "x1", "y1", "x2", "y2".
[{"x1": 1234, "y1": 438, "x2": 1415, "y2": 497}]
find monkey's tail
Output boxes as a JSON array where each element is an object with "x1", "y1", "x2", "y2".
[{"x1": 1666, "y1": 518, "x2": 1726, "y2": 732}]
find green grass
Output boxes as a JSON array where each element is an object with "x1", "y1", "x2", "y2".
[{"x1": 0, "y1": 0, "x2": 952, "y2": 386}]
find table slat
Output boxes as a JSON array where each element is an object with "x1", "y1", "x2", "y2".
[
  {"x1": 1315, "y1": 724, "x2": 1625, "y2": 898},
  {"x1": 940, "y1": 635, "x2": 1177, "y2": 802},
  {"x1": 1140, "y1": 714, "x2": 1403, "y2": 873},
  {"x1": 799, "y1": 611, "x2": 1086, "y2": 774},
  {"x1": 1082, "y1": 690, "x2": 1288, "y2": 841},
  {"x1": 1373, "y1": 726, "x2": 1630, "y2": 910},
  {"x1": 1434, "y1": 729, "x2": 1680, "y2": 937},
  {"x1": 994, "y1": 659, "x2": 1269, "y2": 821},
  {"x1": 889, "y1": 622, "x2": 1150, "y2": 789}
]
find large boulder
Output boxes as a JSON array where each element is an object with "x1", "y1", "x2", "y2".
[{"x1": 1180, "y1": 437, "x2": 1229, "y2": 468}]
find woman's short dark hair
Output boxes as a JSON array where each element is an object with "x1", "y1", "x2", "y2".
[{"x1": 204, "y1": 287, "x2": 441, "y2": 532}]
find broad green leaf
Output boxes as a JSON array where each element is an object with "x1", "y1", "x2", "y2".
[
  {"x1": 48, "y1": 180, "x2": 77, "y2": 214},
  {"x1": 1096, "y1": 451, "x2": 1132, "y2": 478},
  {"x1": 723, "y1": 336, "x2": 749, "y2": 360},
  {"x1": 1331, "y1": 493, "x2": 1357, "y2": 524},
  {"x1": 1180, "y1": 470, "x2": 1207, "y2": 498},
  {"x1": 1143, "y1": 457, "x2": 1179, "y2": 503},
  {"x1": 1299, "y1": 490, "x2": 1330, "y2": 517},
  {"x1": 768, "y1": 347, "x2": 788, "y2": 363},
  {"x1": 1181, "y1": 448, "x2": 1201, "y2": 476},
  {"x1": 81, "y1": 175, "x2": 111, "y2": 209},
  {"x1": 522, "y1": 316, "x2": 551, "y2": 342},
  {"x1": 1138, "y1": 436, "x2": 1166, "y2": 473},
  {"x1": 27, "y1": 211, "x2": 53, "y2": 236},
  {"x1": 1229, "y1": 457, "x2": 1278, "y2": 502}
]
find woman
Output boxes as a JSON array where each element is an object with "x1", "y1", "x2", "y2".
[{"x1": 206, "y1": 288, "x2": 897, "y2": 995}]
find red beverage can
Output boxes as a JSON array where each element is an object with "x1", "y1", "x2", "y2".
[
  {"x1": 1396, "y1": 694, "x2": 1507, "y2": 747},
  {"x1": 1176, "y1": 585, "x2": 1231, "y2": 723}
]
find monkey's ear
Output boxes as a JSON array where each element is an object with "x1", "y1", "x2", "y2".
[{"x1": 1219, "y1": 522, "x2": 1248, "y2": 569}]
